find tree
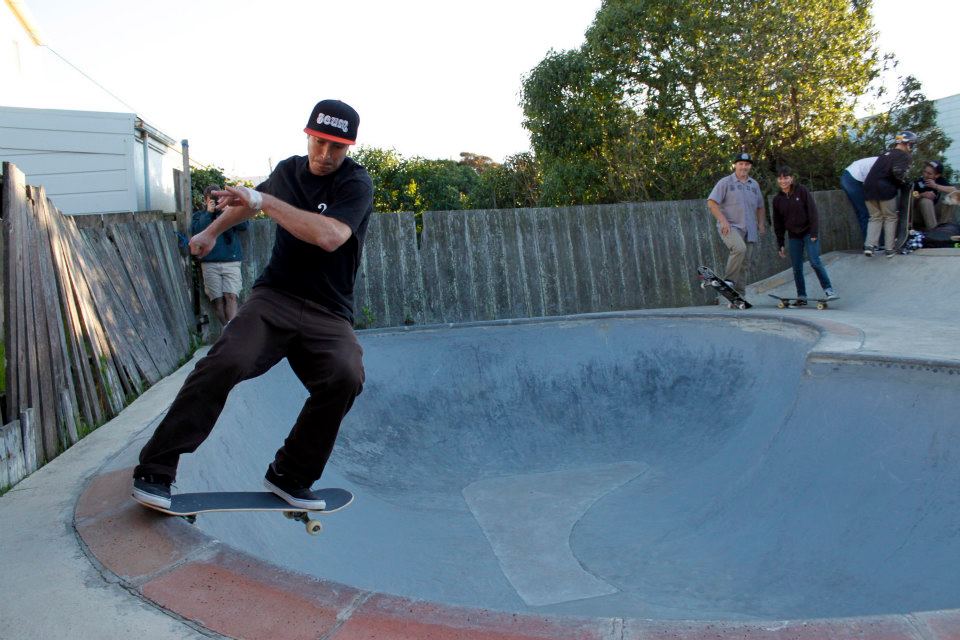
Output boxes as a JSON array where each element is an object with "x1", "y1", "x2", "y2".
[
  {"x1": 472, "y1": 153, "x2": 542, "y2": 209},
  {"x1": 188, "y1": 166, "x2": 253, "y2": 211},
  {"x1": 521, "y1": 0, "x2": 881, "y2": 202}
]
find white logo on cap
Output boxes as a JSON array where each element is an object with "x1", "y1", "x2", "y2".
[
  {"x1": 316, "y1": 113, "x2": 349, "y2": 133},
  {"x1": 317, "y1": 203, "x2": 328, "y2": 213}
]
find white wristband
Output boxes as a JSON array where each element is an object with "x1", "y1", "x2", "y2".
[{"x1": 240, "y1": 186, "x2": 263, "y2": 211}]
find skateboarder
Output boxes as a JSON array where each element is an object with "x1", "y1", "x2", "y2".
[
  {"x1": 707, "y1": 151, "x2": 766, "y2": 301},
  {"x1": 133, "y1": 99, "x2": 373, "y2": 511},
  {"x1": 863, "y1": 131, "x2": 916, "y2": 257},
  {"x1": 772, "y1": 166, "x2": 836, "y2": 305}
]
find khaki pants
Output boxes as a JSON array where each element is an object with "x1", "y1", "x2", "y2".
[
  {"x1": 719, "y1": 227, "x2": 750, "y2": 291},
  {"x1": 865, "y1": 198, "x2": 898, "y2": 250},
  {"x1": 915, "y1": 197, "x2": 938, "y2": 230}
]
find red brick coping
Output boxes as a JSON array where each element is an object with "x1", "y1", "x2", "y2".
[{"x1": 76, "y1": 467, "x2": 960, "y2": 640}]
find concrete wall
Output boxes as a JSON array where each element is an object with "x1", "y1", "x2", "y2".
[{"x1": 237, "y1": 189, "x2": 860, "y2": 329}]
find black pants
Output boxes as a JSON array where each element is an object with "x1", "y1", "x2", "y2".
[{"x1": 135, "y1": 286, "x2": 364, "y2": 486}]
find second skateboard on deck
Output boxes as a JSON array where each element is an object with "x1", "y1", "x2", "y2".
[
  {"x1": 697, "y1": 265, "x2": 752, "y2": 309},
  {"x1": 768, "y1": 293, "x2": 838, "y2": 310}
]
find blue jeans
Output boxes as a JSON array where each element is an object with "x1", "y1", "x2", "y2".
[
  {"x1": 788, "y1": 235, "x2": 832, "y2": 297},
  {"x1": 840, "y1": 170, "x2": 869, "y2": 240}
]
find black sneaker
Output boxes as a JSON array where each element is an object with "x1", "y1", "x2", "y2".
[
  {"x1": 132, "y1": 474, "x2": 172, "y2": 509},
  {"x1": 264, "y1": 463, "x2": 327, "y2": 510}
]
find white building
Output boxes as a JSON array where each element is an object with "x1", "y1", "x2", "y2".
[
  {"x1": 1, "y1": 0, "x2": 187, "y2": 215},
  {"x1": 933, "y1": 94, "x2": 960, "y2": 177}
]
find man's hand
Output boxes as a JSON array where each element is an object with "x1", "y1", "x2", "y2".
[
  {"x1": 212, "y1": 186, "x2": 264, "y2": 211},
  {"x1": 922, "y1": 191, "x2": 936, "y2": 200},
  {"x1": 778, "y1": 246, "x2": 786, "y2": 259},
  {"x1": 189, "y1": 229, "x2": 217, "y2": 259},
  {"x1": 718, "y1": 218, "x2": 731, "y2": 236}
]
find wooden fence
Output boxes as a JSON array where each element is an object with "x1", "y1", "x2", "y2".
[
  {"x1": 0, "y1": 160, "x2": 866, "y2": 489},
  {"x1": 0, "y1": 162, "x2": 194, "y2": 489},
  {"x1": 237, "y1": 190, "x2": 862, "y2": 329}
]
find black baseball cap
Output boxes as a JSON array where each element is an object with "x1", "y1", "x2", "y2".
[
  {"x1": 202, "y1": 185, "x2": 221, "y2": 198},
  {"x1": 925, "y1": 160, "x2": 944, "y2": 174},
  {"x1": 733, "y1": 152, "x2": 753, "y2": 164},
  {"x1": 304, "y1": 99, "x2": 359, "y2": 145}
]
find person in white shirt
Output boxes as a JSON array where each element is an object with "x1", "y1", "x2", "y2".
[{"x1": 840, "y1": 156, "x2": 877, "y2": 241}]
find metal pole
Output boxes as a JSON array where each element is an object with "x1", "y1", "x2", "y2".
[
  {"x1": 140, "y1": 129, "x2": 151, "y2": 211},
  {"x1": 180, "y1": 139, "x2": 191, "y2": 234}
]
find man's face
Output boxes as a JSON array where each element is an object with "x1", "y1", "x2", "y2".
[
  {"x1": 734, "y1": 161, "x2": 752, "y2": 179},
  {"x1": 307, "y1": 135, "x2": 350, "y2": 176},
  {"x1": 776, "y1": 174, "x2": 793, "y2": 191}
]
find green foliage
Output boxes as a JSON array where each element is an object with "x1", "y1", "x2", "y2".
[
  {"x1": 520, "y1": 0, "x2": 943, "y2": 202},
  {"x1": 472, "y1": 153, "x2": 542, "y2": 209},
  {"x1": 189, "y1": 166, "x2": 254, "y2": 211}
]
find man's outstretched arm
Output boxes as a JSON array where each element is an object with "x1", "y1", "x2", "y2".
[{"x1": 220, "y1": 186, "x2": 352, "y2": 252}]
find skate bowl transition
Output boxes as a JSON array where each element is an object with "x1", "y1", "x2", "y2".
[{"x1": 147, "y1": 312, "x2": 959, "y2": 624}]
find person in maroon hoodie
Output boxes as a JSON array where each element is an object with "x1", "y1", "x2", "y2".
[{"x1": 772, "y1": 167, "x2": 836, "y2": 305}]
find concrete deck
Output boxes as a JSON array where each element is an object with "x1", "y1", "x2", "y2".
[{"x1": 2, "y1": 250, "x2": 959, "y2": 639}]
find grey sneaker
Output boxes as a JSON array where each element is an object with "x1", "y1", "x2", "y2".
[
  {"x1": 824, "y1": 288, "x2": 838, "y2": 301},
  {"x1": 264, "y1": 463, "x2": 327, "y2": 510},
  {"x1": 885, "y1": 249, "x2": 896, "y2": 258},
  {"x1": 132, "y1": 474, "x2": 172, "y2": 509},
  {"x1": 863, "y1": 246, "x2": 874, "y2": 257}
]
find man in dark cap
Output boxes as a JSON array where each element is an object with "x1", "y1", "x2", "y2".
[
  {"x1": 911, "y1": 160, "x2": 953, "y2": 229},
  {"x1": 706, "y1": 152, "x2": 766, "y2": 298},
  {"x1": 132, "y1": 99, "x2": 374, "y2": 511}
]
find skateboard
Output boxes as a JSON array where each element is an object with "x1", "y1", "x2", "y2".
[
  {"x1": 768, "y1": 293, "x2": 837, "y2": 311},
  {"x1": 139, "y1": 490, "x2": 353, "y2": 536},
  {"x1": 894, "y1": 185, "x2": 914, "y2": 252},
  {"x1": 697, "y1": 265, "x2": 752, "y2": 309}
]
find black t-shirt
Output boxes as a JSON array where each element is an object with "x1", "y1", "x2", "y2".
[
  {"x1": 913, "y1": 175, "x2": 951, "y2": 204},
  {"x1": 254, "y1": 155, "x2": 374, "y2": 323},
  {"x1": 863, "y1": 149, "x2": 912, "y2": 201}
]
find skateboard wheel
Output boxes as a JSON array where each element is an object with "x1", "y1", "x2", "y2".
[
  {"x1": 737, "y1": 301, "x2": 747, "y2": 310},
  {"x1": 777, "y1": 301, "x2": 786, "y2": 309},
  {"x1": 817, "y1": 302, "x2": 826, "y2": 310},
  {"x1": 283, "y1": 511, "x2": 296, "y2": 520},
  {"x1": 305, "y1": 520, "x2": 323, "y2": 535}
]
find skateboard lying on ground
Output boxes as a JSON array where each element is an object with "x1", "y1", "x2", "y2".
[
  {"x1": 768, "y1": 293, "x2": 838, "y2": 311},
  {"x1": 697, "y1": 265, "x2": 752, "y2": 309},
  {"x1": 140, "y1": 490, "x2": 354, "y2": 536}
]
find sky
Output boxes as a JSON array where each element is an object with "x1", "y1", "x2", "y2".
[{"x1": 8, "y1": 0, "x2": 960, "y2": 179}]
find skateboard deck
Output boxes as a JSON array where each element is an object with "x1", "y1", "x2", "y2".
[
  {"x1": 768, "y1": 293, "x2": 837, "y2": 310},
  {"x1": 697, "y1": 265, "x2": 752, "y2": 309},
  {"x1": 140, "y1": 489, "x2": 353, "y2": 535},
  {"x1": 894, "y1": 185, "x2": 914, "y2": 252}
]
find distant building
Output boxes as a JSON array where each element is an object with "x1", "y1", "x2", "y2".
[
  {"x1": 1, "y1": 0, "x2": 187, "y2": 215},
  {"x1": 1, "y1": 105, "x2": 187, "y2": 215},
  {"x1": 933, "y1": 94, "x2": 960, "y2": 177}
]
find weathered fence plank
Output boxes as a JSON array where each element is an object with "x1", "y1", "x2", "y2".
[{"x1": 1, "y1": 163, "x2": 195, "y2": 487}]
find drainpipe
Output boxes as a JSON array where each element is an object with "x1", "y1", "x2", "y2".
[
  {"x1": 180, "y1": 139, "x2": 190, "y2": 234},
  {"x1": 140, "y1": 129, "x2": 151, "y2": 211}
]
